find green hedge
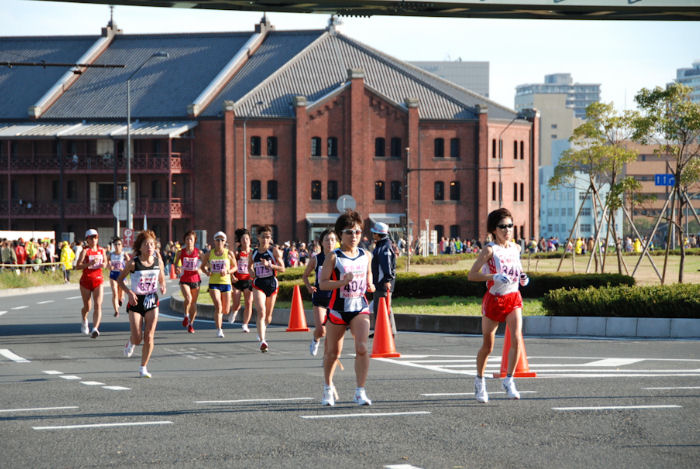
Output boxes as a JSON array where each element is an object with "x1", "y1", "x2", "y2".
[{"x1": 542, "y1": 283, "x2": 700, "y2": 318}]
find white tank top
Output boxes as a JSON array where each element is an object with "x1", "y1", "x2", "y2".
[{"x1": 482, "y1": 241, "x2": 523, "y2": 296}]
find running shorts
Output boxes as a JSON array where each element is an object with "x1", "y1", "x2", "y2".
[
  {"x1": 109, "y1": 271, "x2": 120, "y2": 281},
  {"x1": 327, "y1": 308, "x2": 369, "y2": 326},
  {"x1": 180, "y1": 280, "x2": 201, "y2": 289},
  {"x1": 482, "y1": 291, "x2": 523, "y2": 323},
  {"x1": 209, "y1": 283, "x2": 232, "y2": 293},
  {"x1": 253, "y1": 277, "x2": 278, "y2": 297},
  {"x1": 233, "y1": 279, "x2": 253, "y2": 291},
  {"x1": 312, "y1": 292, "x2": 331, "y2": 309},
  {"x1": 80, "y1": 275, "x2": 103, "y2": 291},
  {"x1": 127, "y1": 293, "x2": 159, "y2": 316}
]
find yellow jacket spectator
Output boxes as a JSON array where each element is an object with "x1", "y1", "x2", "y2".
[{"x1": 60, "y1": 242, "x2": 75, "y2": 283}]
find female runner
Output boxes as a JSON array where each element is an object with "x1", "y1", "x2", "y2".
[
  {"x1": 108, "y1": 237, "x2": 129, "y2": 317},
  {"x1": 201, "y1": 231, "x2": 236, "y2": 338},
  {"x1": 75, "y1": 229, "x2": 106, "y2": 338},
  {"x1": 230, "y1": 228, "x2": 254, "y2": 332},
  {"x1": 174, "y1": 231, "x2": 202, "y2": 334},
  {"x1": 302, "y1": 228, "x2": 337, "y2": 356}
]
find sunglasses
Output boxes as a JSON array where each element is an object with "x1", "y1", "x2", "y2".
[
  {"x1": 342, "y1": 229, "x2": 362, "y2": 236},
  {"x1": 497, "y1": 223, "x2": 514, "y2": 230},
  {"x1": 215, "y1": 238, "x2": 226, "y2": 242}
]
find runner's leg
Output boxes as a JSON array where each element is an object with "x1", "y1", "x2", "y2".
[{"x1": 349, "y1": 314, "x2": 370, "y2": 388}]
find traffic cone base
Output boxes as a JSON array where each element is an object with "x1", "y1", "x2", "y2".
[
  {"x1": 286, "y1": 285, "x2": 310, "y2": 332},
  {"x1": 371, "y1": 297, "x2": 400, "y2": 358},
  {"x1": 492, "y1": 325, "x2": 536, "y2": 378}
]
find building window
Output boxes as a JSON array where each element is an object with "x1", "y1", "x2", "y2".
[
  {"x1": 267, "y1": 137, "x2": 278, "y2": 157},
  {"x1": 434, "y1": 138, "x2": 444, "y2": 158},
  {"x1": 492, "y1": 181, "x2": 496, "y2": 201},
  {"x1": 513, "y1": 140, "x2": 518, "y2": 159},
  {"x1": 250, "y1": 136, "x2": 261, "y2": 156},
  {"x1": 435, "y1": 224, "x2": 444, "y2": 240},
  {"x1": 492, "y1": 139, "x2": 496, "y2": 159},
  {"x1": 251, "y1": 180, "x2": 261, "y2": 200},
  {"x1": 311, "y1": 180, "x2": 322, "y2": 200},
  {"x1": 551, "y1": 123, "x2": 558, "y2": 129},
  {"x1": 327, "y1": 180, "x2": 338, "y2": 200},
  {"x1": 450, "y1": 224, "x2": 460, "y2": 239},
  {"x1": 580, "y1": 224, "x2": 591, "y2": 233},
  {"x1": 327, "y1": 137, "x2": 338, "y2": 157},
  {"x1": 520, "y1": 141, "x2": 524, "y2": 159},
  {"x1": 568, "y1": 207, "x2": 573, "y2": 216},
  {"x1": 375, "y1": 181, "x2": 385, "y2": 200},
  {"x1": 390, "y1": 137, "x2": 402, "y2": 158},
  {"x1": 520, "y1": 225, "x2": 524, "y2": 239},
  {"x1": 581, "y1": 207, "x2": 591, "y2": 216},
  {"x1": 449, "y1": 181, "x2": 460, "y2": 201},
  {"x1": 450, "y1": 138, "x2": 460, "y2": 158},
  {"x1": 434, "y1": 181, "x2": 444, "y2": 201},
  {"x1": 151, "y1": 180, "x2": 161, "y2": 199},
  {"x1": 267, "y1": 180, "x2": 278, "y2": 200},
  {"x1": 67, "y1": 180, "x2": 77, "y2": 201},
  {"x1": 390, "y1": 181, "x2": 402, "y2": 201},
  {"x1": 311, "y1": 137, "x2": 322, "y2": 157},
  {"x1": 551, "y1": 134, "x2": 558, "y2": 139},
  {"x1": 514, "y1": 183, "x2": 518, "y2": 202},
  {"x1": 375, "y1": 138, "x2": 385, "y2": 157},
  {"x1": 51, "y1": 180, "x2": 59, "y2": 201},
  {"x1": 520, "y1": 183, "x2": 525, "y2": 201}
]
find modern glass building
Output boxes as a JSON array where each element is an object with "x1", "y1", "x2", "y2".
[
  {"x1": 515, "y1": 73, "x2": 600, "y2": 120},
  {"x1": 674, "y1": 61, "x2": 700, "y2": 103}
]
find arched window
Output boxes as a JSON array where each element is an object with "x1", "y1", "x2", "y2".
[
  {"x1": 434, "y1": 138, "x2": 444, "y2": 158},
  {"x1": 375, "y1": 181, "x2": 385, "y2": 200},
  {"x1": 251, "y1": 180, "x2": 261, "y2": 200},
  {"x1": 327, "y1": 137, "x2": 338, "y2": 157},
  {"x1": 390, "y1": 181, "x2": 402, "y2": 201},
  {"x1": 390, "y1": 137, "x2": 402, "y2": 157},
  {"x1": 311, "y1": 180, "x2": 322, "y2": 200},
  {"x1": 450, "y1": 138, "x2": 460, "y2": 158},
  {"x1": 449, "y1": 181, "x2": 460, "y2": 201},
  {"x1": 267, "y1": 180, "x2": 277, "y2": 200}
]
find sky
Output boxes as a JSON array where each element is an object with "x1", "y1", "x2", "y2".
[{"x1": 2, "y1": 0, "x2": 699, "y2": 112}]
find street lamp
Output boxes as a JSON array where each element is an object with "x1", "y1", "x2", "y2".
[
  {"x1": 125, "y1": 51, "x2": 168, "y2": 230},
  {"x1": 242, "y1": 100, "x2": 263, "y2": 229}
]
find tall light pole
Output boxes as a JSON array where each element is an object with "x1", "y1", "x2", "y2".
[
  {"x1": 126, "y1": 51, "x2": 168, "y2": 230},
  {"x1": 242, "y1": 100, "x2": 263, "y2": 229}
]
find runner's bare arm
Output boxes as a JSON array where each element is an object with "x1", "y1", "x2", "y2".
[{"x1": 467, "y1": 245, "x2": 495, "y2": 282}]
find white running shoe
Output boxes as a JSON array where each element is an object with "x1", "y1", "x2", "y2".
[
  {"x1": 502, "y1": 377, "x2": 520, "y2": 400},
  {"x1": 353, "y1": 388, "x2": 372, "y2": 406},
  {"x1": 90, "y1": 328, "x2": 100, "y2": 339},
  {"x1": 228, "y1": 310, "x2": 238, "y2": 324},
  {"x1": 474, "y1": 377, "x2": 488, "y2": 403},
  {"x1": 139, "y1": 367, "x2": 151, "y2": 378},
  {"x1": 260, "y1": 341, "x2": 268, "y2": 353},
  {"x1": 310, "y1": 339, "x2": 320, "y2": 356},
  {"x1": 217, "y1": 329, "x2": 225, "y2": 338},
  {"x1": 81, "y1": 321, "x2": 89, "y2": 335},
  {"x1": 241, "y1": 324, "x2": 250, "y2": 333},
  {"x1": 124, "y1": 341, "x2": 135, "y2": 358},
  {"x1": 321, "y1": 385, "x2": 336, "y2": 406}
]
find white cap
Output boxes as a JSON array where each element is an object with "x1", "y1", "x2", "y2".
[
  {"x1": 213, "y1": 231, "x2": 227, "y2": 241},
  {"x1": 85, "y1": 229, "x2": 98, "y2": 238},
  {"x1": 371, "y1": 222, "x2": 389, "y2": 235}
]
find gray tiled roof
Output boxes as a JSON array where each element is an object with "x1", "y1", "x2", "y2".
[
  {"x1": 44, "y1": 32, "x2": 253, "y2": 119},
  {"x1": 0, "y1": 35, "x2": 98, "y2": 119}
]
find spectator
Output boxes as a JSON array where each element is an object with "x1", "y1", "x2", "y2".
[{"x1": 370, "y1": 222, "x2": 397, "y2": 336}]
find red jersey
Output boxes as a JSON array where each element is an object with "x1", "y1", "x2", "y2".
[
  {"x1": 80, "y1": 247, "x2": 105, "y2": 282},
  {"x1": 179, "y1": 247, "x2": 201, "y2": 283},
  {"x1": 234, "y1": 250, "x2": 251, "y2": 281}
]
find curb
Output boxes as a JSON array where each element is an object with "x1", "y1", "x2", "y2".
[
  {"x1": 168, "y1": 297, "x2": 700, "y2": 339},
  {"x1": 0, "y1": 283, "x2": 79, "y2": 298}
]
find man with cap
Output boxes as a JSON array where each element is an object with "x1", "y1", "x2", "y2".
[{"x1": 370, "y1": 222, "x2": 397, "y2": 336}]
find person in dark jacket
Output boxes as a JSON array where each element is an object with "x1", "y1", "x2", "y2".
[{"x1": 370, "y1": 222, "x2": 397, "y2": 336}]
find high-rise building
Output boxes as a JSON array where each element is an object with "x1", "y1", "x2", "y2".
[
  {"x1": 410, "y1": 60, "x2": 489, "y2": 97},
  {"x1": 673, "y1": 61, "x2": 700, "y2": 103},
  {"x1": 515, "y1": 73, "x2": 600, "y2": 120}
]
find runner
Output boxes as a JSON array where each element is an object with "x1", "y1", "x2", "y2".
[
  {"x1": 201, "y1": 231, "x2": 236, "y2": 338},
  {"x1": 319, "y1": 211, "x2": 375, "y2": 406},
  {"x1": 118, "y1": 230, "x2": 166, "y2": 378},
  {"x1": 75, "y1": 229, "x2": 106, "y2": 338},
  {"x1": 467, "y1": 207, "x2": 529, "y2": 403},
  {"x1": 174, "y1": 231, "x2": 202, "y2": 334},
  {"x1": 302, "y1": 228, "x2": 337, "y2": 356},
  {"x1": 230, "y1": 228, "x2": 253, "y2": 332},
  {"x1": 249, "y1": 225, "x2": 285, "y2": 352},
  {"x1": 108, "y1": 237, "x2": 129, "y2": 318}
]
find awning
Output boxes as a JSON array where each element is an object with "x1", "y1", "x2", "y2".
[
  {"x1": 306, "y1": 213, "x2": 339, "y2": 225},
  {"x1": 369, "y1": 213, "x2": 404, "y2": 225},
  {"x1": 0, "y1": 121, "x2": 198, "y2": 139}
]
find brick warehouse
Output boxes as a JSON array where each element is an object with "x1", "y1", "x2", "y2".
[{"x1": 0, "y1": 17, "x2": 539, "y2": 245}]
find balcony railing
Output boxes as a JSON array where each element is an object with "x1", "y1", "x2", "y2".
[
  {"x1": 0, "y1": 152, "x2": 192, "y2": 172},
  {"x1": 0, "y1": 198, "x2": 191, "y2": 219}
]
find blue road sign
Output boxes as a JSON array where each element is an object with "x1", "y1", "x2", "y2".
[{"x1": 655, "y1": 174, "x2": 675, "y2": 186}]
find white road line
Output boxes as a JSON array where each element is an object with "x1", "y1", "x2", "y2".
[
  {"x1": 33, "y1": 421, "x2": 173, "y2": 431},
  {"x1": 196, "y1": 397, "x2": 314, "y2": 404},
  {"x1": 59, "y1": 375, "x2": 81, "y2": 380},
  {"x1": 37, "y1": 300, "x2": 54, "y2": 304},
  {"x1": 0, "y1": 311, "x2": 7, "y2": 316},
  {"x1": 553, "y1": 405, "x2": 682, "y2": 411},
  {"x1": 11, "y1": 305, "x2": 28, "y2": 310},
  {"x1": 43, "y1": 370, "x2": 63, "y2": 375},
  {"x1": 0, "y1": 406, "x2": 78, "y2": 413},
  {"x1": 0, "y1": 349, "x2": 30, "y2": 363},
  {"x1": 385, "y1": 465, "x2": 424, "y2": 469},
  {"x1": 582, "y1": 358, "x2": 644, "y2": 367},
  {"x1": 102, "y1": 386, "x2": 131, "y2": 391},
  {"x1": 421, "y1": 391, "x2": 537, "y2": 397},
  {"x1": 80, "y1": 381, "x2": 105, "y2": 386},
  {"x1": 65, "y1": 296, "x2": 81, "y2": 300},
  {"x1": 301, "y1": 411, "x2": 430, "y2": 420},
  {"x1": 643, "y1": 386, "x2": 700, "y2": 390}
]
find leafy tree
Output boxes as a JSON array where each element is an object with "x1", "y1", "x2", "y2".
[{"x1": 633, "y1": 83, "x2": 700, "y2": 283}]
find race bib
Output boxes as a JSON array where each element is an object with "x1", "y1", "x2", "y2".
[
  {"x1": 110, "y1": 260, "x2": 125, "y2": 271},
  {"x1": 254, "y1": 262, "x2": 273, "y2": 278},
  {"x1": 211, "y1": 259, "x2": 226, "y2": 273},
  {"x1": 137, "y1": 273, "x2": 158, "y2": 294},
  {"x1": 237, "y1": 258, "x2": 248, "y2": 274},
  {"x1": 340, "y1": 267, "x2": 366, "y2": 299},
  {"x1": 182, "y1": 257, "x2": 198, "y2": 271},
  {"x1": 89, "y1": 254, "x2": 104, "y2": 268}
]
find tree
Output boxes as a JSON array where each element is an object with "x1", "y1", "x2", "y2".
[{"x1": 633, "y1": 83, "x2": 700, "y2": 283}]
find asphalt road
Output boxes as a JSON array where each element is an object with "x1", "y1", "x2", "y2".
[{"x1": 1, "y1": 279, "x2": 699, "y2": 468}]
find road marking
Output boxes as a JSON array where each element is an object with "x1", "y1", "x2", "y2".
[
  {"x1": 582, "y1": 358, "x2": 643, "y2": 367},
  {"x1": 80, "y1": 381, "x2": 105, "y2": 386},
  {"x1": 196, "y1": 397, "x2": 314, "y2": 404},
  {"x1": 421, "y1": 391, "x2": 537, "y2": 397},
  {"x1": 11, "y1": 305, "x2": 28, "y2": 310},
  {"x1": 43, "y1": 370, "x2": 63, "y2": 375},
  {"x1": 33, "y1": 421, "x2": 173, "y2": 431},
  {"x1": 385, "y1": 465, "x2": 424, "y2": 469},
  {"x1": 59, "y1": 375, "x2": 81, "y2": 380},
  {"x1": 65, "y1": 296, "x2": 81, "y2": 300},
  {"x1": 643, "y1": 386, "x2": 700, "y2": 390},
  {"x1": 553, "y1": 405, "x2": 682, "y2": 411},
  {"x1": 0, "y1": 349, "x2": 30, "y2": 363},
  {"x1": 0, "y1": 311, "x2": 7, "y2": 316},
  {"x1": 102, "y1": 386, "x2": 131, "y2": 391},
  {"x1": 37, "y1": 300, "x2": 54, "y2": 304},
  {"x1": 0, "y1": 406, "x2": 78, "y2": 413},
  {"x1": 301, "y1": 411, "x2": 430, "y2": 420}
]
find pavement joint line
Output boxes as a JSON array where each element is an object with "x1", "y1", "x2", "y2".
[
  {"x1": 552, "y1": 405, "x2": 682, "y2": 411},
  {"x1": 59, "y1": 375, "x2": 81, "y2": 380},
  {"x1": 301, "y1": 411, "x2": 431, "y2": 419},
  {"x1": 33, "y1": 421, "x2": 173, "y2": 430},
  {"x1": 196, "y1": 397, "x2": 314, "y2": 404},
  {"x1": 643, "y1": 386, "x2": 700, "y2": 390},
  {"x1": 0, "y1": 349, "x2": 31, "y2": 363},
  {"x1": 80, "y1": 381, "x2": 105, "y2": 386},
  {"x1": 42, "y1": 370, "x2": 63, "y2": 375},
  {"x1": 0, "y1": 406, "x2": 79, "y2": 413}
]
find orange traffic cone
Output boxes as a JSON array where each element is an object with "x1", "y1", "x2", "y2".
[
  {"x1": 286, "y1": 285, "x2": 310, "y2": 332},
  {"x1": 492, "y1": 325, "x2": 536, "y2": 378},
  {"x1": 371, "y1": 297, "x2": 400, "y2": 358},
  {"x1": 169, "y1": 264, "x2": 177, "y2": 280}
]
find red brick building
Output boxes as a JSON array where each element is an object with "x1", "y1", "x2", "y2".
[{"x1": 0, "y1": 18, "x2": 538, "y2": 245}]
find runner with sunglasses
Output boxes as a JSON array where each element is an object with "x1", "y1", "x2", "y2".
[
  {"x1": 319, "y1": 211, "x2": 375, "y2": 406},
  {"x1": 467, "y1": 208, "x2": 529, "y2": 403},
  {"x1": 201, "y1": 231, "x2": 236, "y2": 338}
]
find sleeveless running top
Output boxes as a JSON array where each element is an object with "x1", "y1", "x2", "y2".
[
  {"x1": 313, "y1": 252, "x2": 332, "y2": 299},
  {"x1": 130, "y1": 255, "x2": 160, "y2": 295},
  {"x1": 81, "y1": 247, "x2": 105, "y2": 282},
  {"x1": 328, "y1": 248, "x2": 369, "y2": 313},
  {"x1": 482, "y1": 241, "x2": 523, "y2": 296},
  {"x1": 109, "y1": 251, "x2": 126, "y2": 273},
  {"x1": 179, "y1": 247, "x2": 201, "y2": 283},
  {"x1": 208, "y1": 248, "x2": 231, "y2": 285},
  {"x1": 234, "y1": 250, "x2": 251, "y2": 281},
  {"x1": 251, "y1": 248, "x2": 277, "y2": 279}
]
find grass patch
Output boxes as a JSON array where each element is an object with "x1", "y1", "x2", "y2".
[{"x1": 0, "y1": 268, "x2": 69, "y2": 289}]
